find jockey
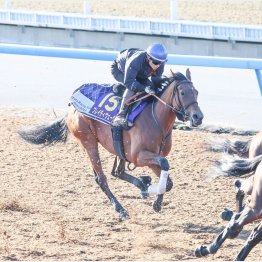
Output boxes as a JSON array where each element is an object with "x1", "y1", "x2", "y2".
[{"x1": 111, "y1": 43, "x2": 168, "y2": 127}]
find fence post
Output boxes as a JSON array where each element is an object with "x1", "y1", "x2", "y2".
[
  {"x1": 170, "y1": 0, "x2": 177, "y2": 20},
  {"x1": 255, "y1": 69, "x2": 262, "y2": 95},
  {"x1": 83, "y1": 0, "x2": 91, "y2": 15},
  {"x1": 4, "y1": 0, "x2": 12, "y2": 9}
]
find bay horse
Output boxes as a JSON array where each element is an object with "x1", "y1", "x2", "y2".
[
  {"x1": 208, "y1": 130, "x2": 262, "y2": 159},
  {"x1": 18, "y1": 69, "x2": 203, "y2": 221},
  {"x1": 209, "y1": 131, "x2": 262, "y2": 220},
  {"x1": 195, "y1": 132, "x2": 262, "y2": 261}
]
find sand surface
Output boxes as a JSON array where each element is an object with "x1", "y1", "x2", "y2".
[
  {"x1": 0, "y1": 107, "x2": 261, "y2": 260},
  {"x1": 1, "y1": 0, "x2": 262, "y2": 260},
  {"x1": 0, "y1": 0, "x2": 261, "y2": 25}
]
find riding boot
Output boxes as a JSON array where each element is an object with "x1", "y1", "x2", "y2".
[{"x1": 113, "y1": 89, "x2": 135, "y2": 127}]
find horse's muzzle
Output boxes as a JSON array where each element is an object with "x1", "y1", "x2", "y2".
[{"x1": 190, "y1": 110, "x2": 204, "y2": 127}]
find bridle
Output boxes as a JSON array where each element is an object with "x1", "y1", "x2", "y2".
[
  {"x1": 153, "y1": 79, "x2": 198, "y2": 122},
  {"x1": 125, "y1": 77, "x2": 198, "y2": 122}
]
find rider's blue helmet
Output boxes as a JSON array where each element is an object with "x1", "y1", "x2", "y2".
[{"x1": 146, "y1": 43, "x2": 168, "y2": 63}]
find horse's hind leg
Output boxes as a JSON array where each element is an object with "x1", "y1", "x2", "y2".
[
  {"x1": 69, "y1": 124, "x2": 129, "y2": 220},
  {"x1": 93, "y1": 169, "x2": 129, "y2": 220},
  {"x1": 234, "y1": 222, "x2": 262, "y2": 261},
  {"x1": 111, "y1": 158, "x2": 151, "y2": 198}
]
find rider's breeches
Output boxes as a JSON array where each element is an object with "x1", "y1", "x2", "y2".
[
  {"x1": 147, "y1": 171, "x2": 169, "y2": 196},
  {"x1": 123, "y1": 89, "x2": 135, "y2": 101},
  {"x1": 119, "y1": 89, "x2": 135, "y2": 110},
  {"x1": 111, "y1": 61, "x2": 124, "y2": 83}
]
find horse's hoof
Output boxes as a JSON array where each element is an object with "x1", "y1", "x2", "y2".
[
  {"x1": 153, "y1": 201, "x2": 162, "y2": 212},
  {"x1": 194, "y1": 246, "x2": 208, "y2": 257},
  {"x1": 220, "y1": 208, "x2": 233, "y2": 221},
  {"x1": 120, "y1": 210, "x2": 129, "y2": 221},
  {"x1": 140, "y1": 191, "x2": 149, "y2": 199},
  {"x1": 234, "y1": 179, "x2": 241, "y2": 189}
]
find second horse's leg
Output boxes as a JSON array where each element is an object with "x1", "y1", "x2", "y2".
[
  {"x1": 195, "y1": 212, "x2": 242, "y2": 257},
  {"x1": 221, "y1": 179, "x2": 250, "y2": 221},
  {"x1": 234, "y1": 222, "x2": 262, "y2": 261}
]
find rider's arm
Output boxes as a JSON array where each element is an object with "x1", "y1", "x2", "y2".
[{"x1": 123, "y1": 55, "x2": 147, "y2": 92}]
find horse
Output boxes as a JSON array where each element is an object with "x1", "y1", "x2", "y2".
[
  {"x1": 195, "y1": 140, "x2": 262, "y2": 260},
  {"x1": 208, "y1": 130, "x2": 262, "y2": 158},
  {"x1": 18, "y1": 68, "x2": 203, "y2": 221},
  {"x1": 209, "y1": 131, "x2": 262, "y2": 220}
]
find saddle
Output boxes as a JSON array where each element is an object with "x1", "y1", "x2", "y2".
[{"x1": 70, "y1": 83, "x2": 151, "y2": 160}]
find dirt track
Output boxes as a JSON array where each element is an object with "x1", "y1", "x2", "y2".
[
  {"x1": 0, "y1": 107, "x2": 261, "y2": 261},
  {"x1": 1, "y1": 0, "x2": 262, "y2": 260}
]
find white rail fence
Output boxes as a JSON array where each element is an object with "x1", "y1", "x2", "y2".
[{"x1": 0, "y1": 9, "x2": 262, "y2": 42}]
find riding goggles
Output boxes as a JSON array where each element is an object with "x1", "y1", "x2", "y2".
[{"x1": 150, "y1": 58, "x2": 163, "y2": 65}]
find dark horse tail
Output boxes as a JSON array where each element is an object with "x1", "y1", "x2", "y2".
[
  {"x1": 213, "y1": 154, "x2": 262, "y2": 178},
  {"x1": 208, "y1": 137, "x2": 251, "y2": 158},
  {"x1": 18, "y1": 116, "x2": 68, "y2": 146}
]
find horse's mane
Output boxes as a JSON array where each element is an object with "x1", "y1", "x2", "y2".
[
  {"x1": 159, "y1": 71, "x2": 188, "y2": 94},
  {"x1": 169, "y1": 72, "x2": 188, "y2": 82}
]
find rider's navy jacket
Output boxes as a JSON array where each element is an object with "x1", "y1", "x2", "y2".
[{"x1": 114, "y1": 48, "x2": 165, "y2": 92}]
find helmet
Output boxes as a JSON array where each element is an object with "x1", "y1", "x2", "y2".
[{"x1": 146, "y1": 43, "x2": 168, "y2": 62}]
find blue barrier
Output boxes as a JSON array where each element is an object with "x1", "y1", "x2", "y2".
[{"x1": 0, "y1": 43, "x2": 262, "y2": 95}]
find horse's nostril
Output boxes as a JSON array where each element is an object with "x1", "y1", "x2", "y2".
[
  {"x1": 193, "y1": 114, "x2": 199, "y2": 120},
  {"x1": 191, "y1": 113, "x2": 203, "y2": 126}
]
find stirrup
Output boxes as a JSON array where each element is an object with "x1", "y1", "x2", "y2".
[{"x1": 113, "y1": 116, "x2": 126, "y2": 127}]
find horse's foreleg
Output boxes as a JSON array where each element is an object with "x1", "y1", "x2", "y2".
[
  {"x1": 221, "y1": 179, "x2": 251, "y2": 222},
  {"x1": 152, "y1": 176, "x2": 173, "y2": 212},
  {"x1": 136, "y1": 151, "x2": 173, "y2": 212},
  {"x1": 195, "y1": 212, "x2": 242, "y2": 257},
  {"x1": 235, "y1": 179, "x2": 246, "y2": 213},
  {"x1": 111, "y1": 158, "x2": 151, "y2": 198},
  {"x1": 234, "y1": 222, "x2": 262, "y2": 261}
]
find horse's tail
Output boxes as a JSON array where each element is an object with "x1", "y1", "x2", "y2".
[
  {"x1": 212, "y1": 154, "x2": 262, "y2": 178},
  {"x1": 208, "y1": 137, "x2": 251, "y2": 158},
  {"x1": 18, "y1": 116, "x2": 68, "y2": 146}
]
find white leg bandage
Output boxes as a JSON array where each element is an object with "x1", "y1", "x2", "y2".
[{"x1": 148, "y1": 170, "x2": 168, "y2": 196}]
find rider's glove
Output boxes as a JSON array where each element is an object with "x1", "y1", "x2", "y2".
[
  {"x1": 144, "y1": 86, "x2": 155, "y2": 95},
  {"x1": 151, "y1": 76, "x2": 168, "y2": 86}
]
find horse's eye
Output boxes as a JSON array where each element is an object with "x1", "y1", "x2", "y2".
[{"x1": 181, "y1": 92, "x2": 185, "y2": 96}]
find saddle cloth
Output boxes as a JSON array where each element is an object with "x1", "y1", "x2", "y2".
[{"x1": 69, "y1": 83, "x2": 147, "y2": 126}]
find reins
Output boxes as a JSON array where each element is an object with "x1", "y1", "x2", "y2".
[
  {"x1": 125, "y1": 78, "x2": 198, "y2": 120},
  {"x1": 126, "y1": 86, "x2": 197, "y2": 116},
  {"x1": 125, "y1": 92, "x2": 151, "y2": 106},
  {"x1": 123, "y1": 76, "x2": 197, "y2": 155}
]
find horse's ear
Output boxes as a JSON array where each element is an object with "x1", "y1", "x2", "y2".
[
  {"x1": 170, "y1": 69, "x2": 175, "y2": 77},
  {"x1": 186, "y1": 68, "x2": 191, "y2": 80}
]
